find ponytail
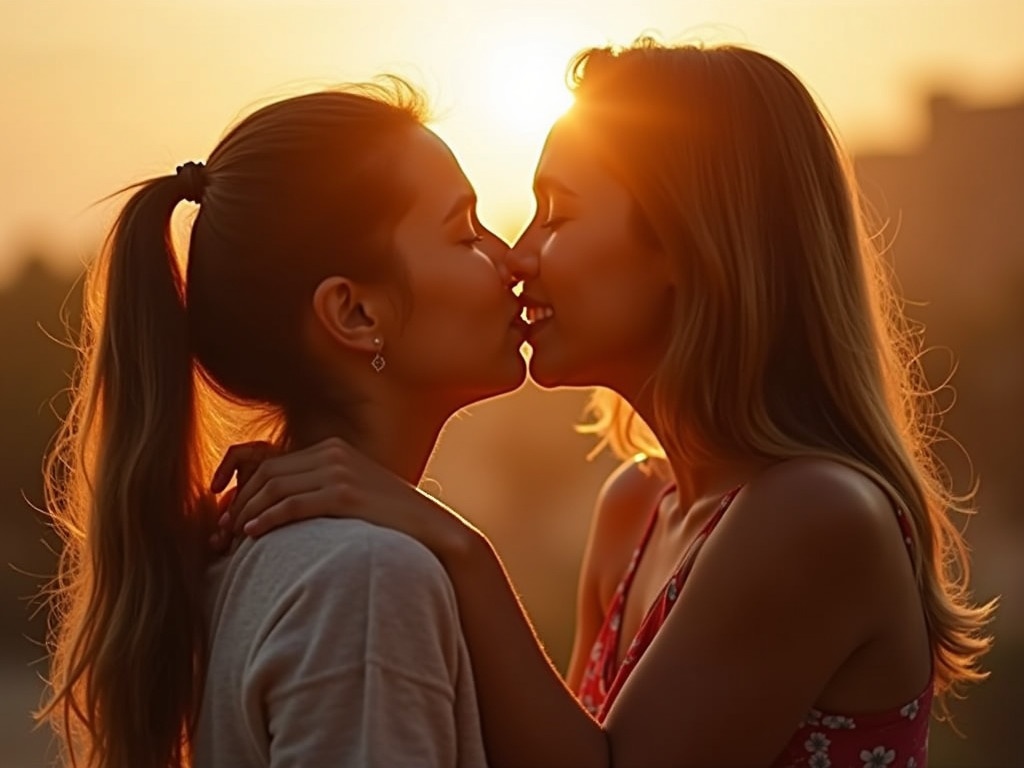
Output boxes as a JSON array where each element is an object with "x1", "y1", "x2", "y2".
[{"x1": 40, "y1": 174, "x2": 208, "y2": 768}]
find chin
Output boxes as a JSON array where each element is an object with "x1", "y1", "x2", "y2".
[
  {"x1": 496, "y1": 356, "x2": 529, "y2": 393},
  {"x1": 527, "y1": 355, "x2": 577, "y2": 390},
  {"x1": 458, "y1": 355, "x2": 529, "y2": 405},
  {"x1": 528, "y1": 345, "x2": 615, "y2": 390}
]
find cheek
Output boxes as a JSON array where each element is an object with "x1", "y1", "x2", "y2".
[
  {"x1": 547, "y1": 227, "x2": 670, "y2": 343},
  {"x1": 583, "y1": 274, "x2": 671, "y2": 354},
  {"x1": 395, "y1": 258, "x2": 507, "y2": 371}
]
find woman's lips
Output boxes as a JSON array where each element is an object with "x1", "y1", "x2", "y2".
[
  {"x1": 510, "y1": 314, "x2": 532, "y2": 337},
  {"x1": 517, "y1": 294, "x2": 555, "y2": 340},
  {"x1": 522, "y1": 305, "x2": 555, "y2": 324}
]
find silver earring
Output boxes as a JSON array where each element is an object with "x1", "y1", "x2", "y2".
[{"x1": 371, "y1": 338, "x2": 385, "y2": 373}]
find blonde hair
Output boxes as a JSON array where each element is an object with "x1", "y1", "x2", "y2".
[
  {"x1": 39, "y1": 82, "x2": 427, "y2": 767},
  {"x1": 572, "y1": 40, "x2": 994, "y2": 715}
]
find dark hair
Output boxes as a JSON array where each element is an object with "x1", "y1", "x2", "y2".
[{"x1": 40, "y1": 79, "x2": 427, "y2": 768}]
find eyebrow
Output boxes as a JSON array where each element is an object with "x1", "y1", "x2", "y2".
[
  {"x1": 441, "y1": 192, "x2": 477, "y2": 225},
  {"x1": 533, "y1": 175, "x2": 579, "y2": 199}
]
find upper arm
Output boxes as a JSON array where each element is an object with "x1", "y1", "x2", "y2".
[
  {"x1": 250, "y1": 526, "x2": 478, "y2": 767},
  {"x1": 604, "y1": 460, "x2": 896, "y2": 767},
  {"x1": 566, "y1": 457, "x2": 670, "y2": 689}
]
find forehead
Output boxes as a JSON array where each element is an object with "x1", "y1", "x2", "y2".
[
  {"x1": 534, "y1": 118, "x2": 616, "y2": 195},
  {"x1": 398, "y1": 127, "x2": 473, "y2": 202}
]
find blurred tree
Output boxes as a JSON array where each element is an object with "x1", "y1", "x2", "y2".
[{"x1": 0, "y1": 257, "x2": 80, "y2": 662}]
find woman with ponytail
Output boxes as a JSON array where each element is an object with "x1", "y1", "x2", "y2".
[{"x1": 40, "y1": 80, "x2": 525, "y2": 767}]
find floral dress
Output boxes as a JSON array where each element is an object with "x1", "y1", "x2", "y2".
[{"x1": 577, "y1": 486, "x2": 932, "y2": 767}]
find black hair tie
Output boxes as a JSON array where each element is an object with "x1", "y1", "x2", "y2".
[{"x1": 175, "y1": 161, "x2": 207, "y2": 204}]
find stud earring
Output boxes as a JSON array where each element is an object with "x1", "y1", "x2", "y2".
[{"x1": 371, "y1": 337, "x2": 386, "y2": 373}]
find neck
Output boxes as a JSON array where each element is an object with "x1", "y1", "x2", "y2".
[
  {"x1": 628, "y1": 385, "x2": 767, "y2": 513},
  {"x1": 289, "y1": 393, "x2": 451, "y2": 486}
]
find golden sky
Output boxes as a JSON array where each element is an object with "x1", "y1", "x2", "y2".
[{"x1": 2, "y1": 0, "x2": 1023, "y2": 282}]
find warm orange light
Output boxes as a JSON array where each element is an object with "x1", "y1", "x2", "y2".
[
  {"x1": 465, "y1": 20, "x2": 581, "y2": 145},
  {"x1": 480, "y1": 45, "x2": 575, "y2": 138}
]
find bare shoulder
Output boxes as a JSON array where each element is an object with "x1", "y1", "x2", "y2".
[
  {"x1": 680, "y1": 457, "x2": 909, "y2": 654},
  {"x1": 723, "y1": 457, "x2": 901, "y2": 566},
  {"x1": 742, "y1": 457, "x2": 895, "y2": 524},
  {"x1": 568, "y1": 455, "x2": 673, "y2": 683},
  {"x1": 595, "y1": 455, "x2": 671, "y2": 527},
  {"x1": 587, "y1": 456, "x2": 672, "y2": 598}
]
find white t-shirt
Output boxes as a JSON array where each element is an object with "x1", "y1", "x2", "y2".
[{"x1": 193, "y1": 518, "x2": 488, "y2": 767}]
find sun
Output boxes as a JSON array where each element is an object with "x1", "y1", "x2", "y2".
[
  {"x1": 461, "y1": 19, "x2": 587, "y2": 145},
  {"x1": 480, "y1": 42, "x2": 576, "y2": 138},
  {"x1": 432, "y1": 15, "x2": 600, "y2": 241}
]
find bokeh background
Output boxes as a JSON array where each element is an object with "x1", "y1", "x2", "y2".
[{"x1": 2, "y1": 1, "x2": 1021, "y2": 766}]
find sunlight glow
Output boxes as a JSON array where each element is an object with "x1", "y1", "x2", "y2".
[{"x1": 469, "y1": 23, "x2": 579, "y2": 142}]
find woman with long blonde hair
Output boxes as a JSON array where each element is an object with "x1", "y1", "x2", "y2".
[
  {"x1": 39, "y1": 81, "x2": 529, "y2": 767},
  {"x1": 221, "y1": 41, "x2": 994, "y2": 767}
]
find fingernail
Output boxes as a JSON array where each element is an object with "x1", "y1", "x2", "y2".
[
  {"x1": 243, "y1": 520, "x2": 256, "y2": 536},
  {"x1": 218, "y1": 512, "x2": 230, "y2": 528}
]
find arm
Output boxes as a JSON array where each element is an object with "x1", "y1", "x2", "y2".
[{"x1": 443, "y1": 529, "x2": 611, "y2": 768}]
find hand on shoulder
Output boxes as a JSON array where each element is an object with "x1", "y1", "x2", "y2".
[{"x1": 212, "y1": 437, "x2": 481, "y2": 562}]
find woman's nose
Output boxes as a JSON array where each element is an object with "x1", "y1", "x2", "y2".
[
  {"x1": 505, "y1": 228, "x2": 541, "y2": 283},
  {"x1": 475, "y1": 228, "x2": 515, "y2": 286}
]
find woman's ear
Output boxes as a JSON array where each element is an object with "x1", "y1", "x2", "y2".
[{"x1": 311, "y1": 276, "x2": 388, "y2": 353}]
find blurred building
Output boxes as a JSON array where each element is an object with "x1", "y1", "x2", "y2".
[
  {"x1": 856, "y1": 93, "x2": 1024, "y2": 321},
  {"x1": 855, "y1": 92, "x2": 1024, "y2": 642}
]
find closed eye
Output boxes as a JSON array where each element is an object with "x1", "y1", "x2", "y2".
[{"x1": 462, "y1": 210, "x2": 487, "y2": 246}]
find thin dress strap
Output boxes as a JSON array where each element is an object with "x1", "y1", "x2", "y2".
[
  {"x1": 576, "y1": 483, "x2": 673, "y2": 715},
  {"x1": 614, "y1": 485, "x2": 673, "y2": 610},
  {"x1": 597, "y1": 485, "x2": 743, "y2": 719}
]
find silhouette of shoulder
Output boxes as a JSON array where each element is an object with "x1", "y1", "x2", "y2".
[
  {"x1": 727, "y1": 458, "x2": 899, "y2": 550},
  {"x1": 589, "y1": 456, "x2": 672, "y2": 600},
  {"x1": 595, "y1": 455, "x2": 671, "y2": 530},
  {"x1": 700, "y1": 457, "x2": 907, "y2": 616}
]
